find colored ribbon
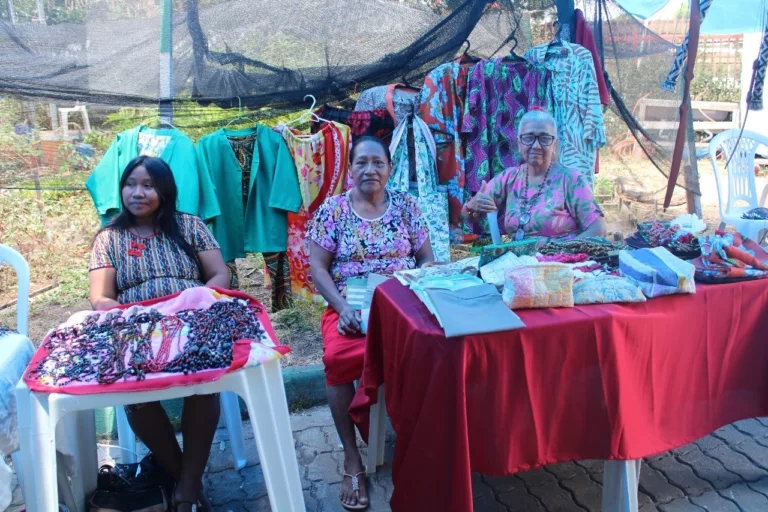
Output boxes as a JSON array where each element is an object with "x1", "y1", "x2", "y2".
[{"x1": 661, "y1": 0, "x2": 714, "y2": 92}]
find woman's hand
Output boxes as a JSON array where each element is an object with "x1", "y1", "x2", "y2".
[
  {"x1": 464, "y1": 180, "x2": 497, "y2": 217},
  {"x1": 337, "y1": 305, "x2": 362, "y2": 335}
]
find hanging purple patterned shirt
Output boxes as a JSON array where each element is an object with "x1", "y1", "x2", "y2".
[
  {"x1": 461, "y1": 58, "x2": 552, "y2": 195},
  {"x1": 487, "y1": 164, "x2": 603, "y2": 239}
]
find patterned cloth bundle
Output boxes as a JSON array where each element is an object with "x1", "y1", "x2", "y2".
[
  {"x1": 694, "y1": 232, "x2": 768, "y2": 282},
  {"x1": 619, "y1": 247, "x2": 696, "y2": 298}
]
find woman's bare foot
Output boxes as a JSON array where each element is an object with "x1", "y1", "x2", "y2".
[{"x1": 339, "y1": 454, "x2": 368, "y2": 509}]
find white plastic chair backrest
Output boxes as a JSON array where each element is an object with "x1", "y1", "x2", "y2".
[
  {"x1": 708, "y1": 129, "x2": 768, "y2": 217},
  {"x1": 0, "y1": 244, "x2": 30, "y2": 337}
]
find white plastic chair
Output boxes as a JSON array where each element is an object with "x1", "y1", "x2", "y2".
[
  {"x1": 709, "y1": 129, "x2": 768, "y2": 242},
  {"x1": 0, "y1": 244, "x2": 29, "y2": 338},
  {"x1": 0, "y1": 245, "x2": 139, "y2": 511},
  {"x1": 1, "y1": 244, "x2": 32, "y2": 502},
  {"x1": 366, "y1": 385, "x2": 387, "y2": 476},
  {"x1": 15, "y1": 359, "x2": 305, "y2": 512},
  {"x1": 115, "y1": 390, "x2": 247, "y2": 469}
]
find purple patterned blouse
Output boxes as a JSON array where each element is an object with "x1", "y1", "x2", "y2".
[
  {"x1": 308, "y1": 190, "x2": 429, "y2": 297},
  {"x1": 461, "y1": 58, "x2": 552, "y2": 195},
  {"x1": 487, "y1": 164, "x2": 603, "y2": 239}
]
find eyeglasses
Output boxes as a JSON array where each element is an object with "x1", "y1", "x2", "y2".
[
  {"x1": 519, "y1": 134, "x2": 555, "y2": 147},
  {"x1": 515, "y1": 212, "x2": 531, "y2": 241}
]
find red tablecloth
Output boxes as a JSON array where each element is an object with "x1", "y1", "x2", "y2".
[{"x1": 349, "y1": 279, "x2": 768, "y2": 511}]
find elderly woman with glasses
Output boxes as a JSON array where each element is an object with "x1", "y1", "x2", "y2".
[{"x1": 463, "y1": 109, "x2": 606, "y2": 241}]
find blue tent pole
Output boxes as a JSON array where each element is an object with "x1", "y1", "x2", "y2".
[{"x1": 159, "y1": 0, "x2": 173, "y2": 125}]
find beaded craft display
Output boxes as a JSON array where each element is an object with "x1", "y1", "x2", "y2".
[{"x1": 24, "y1": 287, "x2": 289, "y2": 393}]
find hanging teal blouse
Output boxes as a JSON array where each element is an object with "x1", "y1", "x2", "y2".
[
  {"x1": 85, "y1": 125, "x2": 220, "y2": 226},
  {"x1": 196, "y1": 125, "x2": 302, "y2": 261}
]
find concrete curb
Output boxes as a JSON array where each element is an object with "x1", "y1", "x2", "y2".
[{"x1": 94, "y1": 364, "x2": 327, "y2": 437}]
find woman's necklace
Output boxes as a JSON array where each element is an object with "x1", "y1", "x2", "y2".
[
  {"x1": 516, "y1": 163, "x2": 552, "y2": 238},
  {"x1": 128, "y1": 225, "x2": 157, "y2": 257},
  {"x1": 351, "y1": 189, "x2": 388, "y2": 213}
]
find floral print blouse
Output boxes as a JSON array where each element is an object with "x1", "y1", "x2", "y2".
[
  {"x1": 308, "y1": 190, "x2": 429, "y2": 298},
  {"x1": 487, "y1": 164, "x2": 603, "y2": 239}
]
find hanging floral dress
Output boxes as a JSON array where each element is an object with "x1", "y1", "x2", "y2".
[{"x1": 275, "y1": 121, "x2": 350, "y2": 301}]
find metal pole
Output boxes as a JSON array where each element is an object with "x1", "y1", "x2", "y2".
[
  {"x1": 159, "y1": 0, "x2": 173, "y2": 125},
  {"x1": 683, "y1": 97, "x2": 703, "y2": 216},
  {"x1": 664, "y1": 0, "x2": 703, "y2": 211},
  {"x1": 6, "y1": 0, "x2": 16, "y2": 26},
  {"x1": 35, "y1": 0, "x2": 45, "y2": 24}
]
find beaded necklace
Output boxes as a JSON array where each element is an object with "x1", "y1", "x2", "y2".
[{"x1": 28, "y1": 299, "x2": 267, "y2": 386}]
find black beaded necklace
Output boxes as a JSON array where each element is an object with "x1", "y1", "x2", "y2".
[{"x1": 28, "y1": 299, "x2": 268, "y2": 386}]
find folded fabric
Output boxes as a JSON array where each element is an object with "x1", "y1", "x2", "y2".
[
  {"x1": 573, "y1": 275, "x2": 646, "y2": 305},
  {"x1": 410, "y1": 274, "x2": 485, "y2": 325},
  {"x1": 480, "y1": 252, "x2": 539, "y2": 287},
  {"x1": 425, "y1": 284, "x2": 525, "y2": 337},
  {"x1": 394, "y1": 257, "x2": 479, "y2": 285},
  {"x1": 619, "y1": 247, "x2": 696, "y2": 298},
  {"x1": 693, "y1": 232, "x2": 768, "y2": 282},
  {"x1": 742, "y1": 207, "x2": 768, "y2": 220},
  {"x1": 475, "y1": 238, "x2": 541, "y2": 267},
  {"x1": 502, "y1": 263, "x2": 574, "y2": 309}
]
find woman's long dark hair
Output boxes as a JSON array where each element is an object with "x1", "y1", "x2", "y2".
[{"x1": 98, "y1": 155, "x2": 200, "y2": 269}]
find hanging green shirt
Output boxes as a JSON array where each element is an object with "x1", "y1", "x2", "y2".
[
  {"x1": 196, "y1": 125, "x2": 302, "y2": 261},
  {"x1": 85, "y1": 125, "x2": 220, "y2": 226}
]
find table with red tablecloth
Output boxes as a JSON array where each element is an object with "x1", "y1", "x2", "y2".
[{"x1": 349, "y1": 279, "x2": 768, "y2": 511}]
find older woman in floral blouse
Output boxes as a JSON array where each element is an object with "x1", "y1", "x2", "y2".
[
  {"x1": 464, "y1": 109, "x2": 606, "y2": 241},
  {"x1": 309, "y1": 136, "x2": 434, "y2": 510}
]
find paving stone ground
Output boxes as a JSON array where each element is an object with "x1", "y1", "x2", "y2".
[{"x1": 8, "y1": 410, "x2": 768, "y2": 511}]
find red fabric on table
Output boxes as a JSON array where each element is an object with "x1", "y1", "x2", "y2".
[
  {"x1": 321, "y1": 308, "x2": 366, "y2": 386},
  {"x1": 24, "y1": 286, "x2": 290, "y2": 395},
  {"x1": 349, "y1": 279, "x2": 768, "y2": 512}
]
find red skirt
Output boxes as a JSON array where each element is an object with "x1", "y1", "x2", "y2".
[{"x1": 321, "y1": 308, "x2": 366, "y2": 386}]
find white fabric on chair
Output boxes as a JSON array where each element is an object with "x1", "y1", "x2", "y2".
[{"x1": 0, "y1": 333, "x2": 34, "y2": 456}]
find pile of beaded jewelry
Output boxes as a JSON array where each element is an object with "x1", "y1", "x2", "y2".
[{"x1": 28, "y1": 298, "x2": 267, "y2": 386}]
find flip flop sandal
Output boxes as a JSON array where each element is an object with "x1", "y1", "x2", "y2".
[
  {"x1": 340, "y1": 471, "x2": 369, "y2": 511},
  {"x1": 171, "y1": 484, "x2": 201, "y2": 512},
  {"x1": 171, "y1": 501, "x2": 198, "y2": 512}
]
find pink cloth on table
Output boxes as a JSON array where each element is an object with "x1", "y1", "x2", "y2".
[{"x1": 536, "y1": 253, "x2": 589, "y2": 263}]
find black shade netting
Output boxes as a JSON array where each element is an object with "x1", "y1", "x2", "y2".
[
  {"x1": 0, "y1": 0, "x2": 701, "y2": 196},
  {"x1": 0, "y1": 0, "x2": 521, "y2": 109}
]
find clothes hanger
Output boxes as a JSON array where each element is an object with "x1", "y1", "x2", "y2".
[
  {"x1": 148, "y1": 100, "x2": 179, "y2": 129},
  {"x1": 284, "y1": 95, "x2": 332, "y2": 127},
  {"x1": 398, "y1": 76, "x2": 421, "y2": 93},
  {"x1": 549, "y1": 21, "x2": 563, "y2": 47},
  {"x1": 507, "y1": 34, "x2": 525, "y2": 62},
  {"x1": 223, "y1": 97, "x2": 254, "y2": 128},
  {"x1": 457, "y1": 39, "x2": 480, "y2": 64}
]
